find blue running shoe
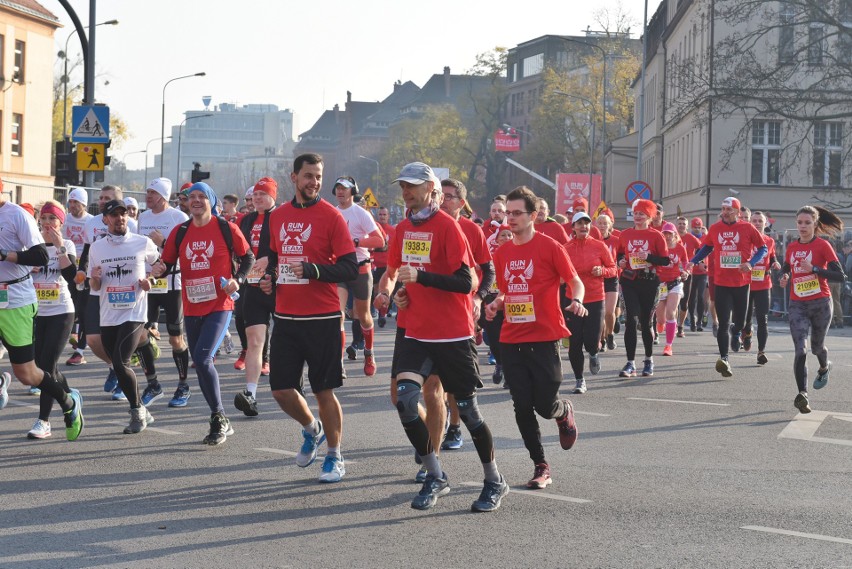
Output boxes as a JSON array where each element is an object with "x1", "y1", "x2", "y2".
[
  {"x1": 471, "y1": 477, "x2": 510, "y2": 512},
  {"x1": 488, "y1": 352, "x2": 496, "y2": 365},
  {"x1": 141, "y1": 384, "x2": 164, "y2": 407},
  {"x1": 103, "y1": 368, "x2": 118, "y2": 393},
  {"x1": 318, "y1": 455, "x2": 345, "y2": 483},
  {"x1": 168, "y1": 383, "x2": 191, "y2": 407},
  {"x1": 295, "y1": 421, "x2": 326, "y2": 467},
  {"x1": 440, "y1": 426, "x2": 463, "y2": 450},
  {"x1": 642, "y1": 359, "x2": 654, "y2": 377},
  {"x1": 619, "y1": 362, "x2": 636, "y2": 378},
  {"x1": 0, "y1": 371, "x2": 10, "y2": 410},
  {"x1": 28, "y1": 385, "x2": 41, "y2": 395},
  {"x1": 814, "y1": 361, "x2": 831, "y2": 390},
  {"x1": 65, "y1": 388, "x2": 84, "y2": 441},
  {"x1": 411, "y1": 473, "x2": 450, "y2": 510},
  {"x1": 111, "y1": 386, "x2": 127, "y2": 401}
]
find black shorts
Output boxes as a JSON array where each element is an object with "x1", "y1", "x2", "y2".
[
  {"x1": 242, "y1": 285, "x2": 276, "y2": 327},
  {"x1": 269, "y1": 317, "x2": 344, "y2": 394},
  {"x1": 604, "y1": 276, "x2": 619, "y2": 293},
  {"x1": 391, "y1": 326, "x2": 406, "y2": 379},
  {"x1": 395, "y1": 336, "x2": 483, "y2": 396},
  {"x1": 146, "y1": 289, "x2": 184, "y2": 336},
  {"x1": 85, "y1": 291, "x2": 101, "y2": 335},
  {"x1": 338, "y1": 270, "x2": 373, "y2": 301}
]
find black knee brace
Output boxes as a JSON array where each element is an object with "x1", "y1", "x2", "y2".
[{"x1": 396, "y1": 380, "x2": 422, "y2": 424}]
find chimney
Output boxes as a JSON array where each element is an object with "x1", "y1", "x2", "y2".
[
  {"x1": 393, "y1": 80, "x2": 401, "y2": 92},
  {"x1": 333, "y1": 103, "x2": 340, "y2": 124},
  {"x1": 444, "y1": 66, "x2": 451, "y2": 98},
  {"x1": 347, "y1": 90, "x2": 352, "y2": 104}
]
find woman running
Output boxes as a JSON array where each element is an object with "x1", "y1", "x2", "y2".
[
  {"x1": 654, "y1": 223, "x2": 688, "y2": 356},
  {"x1": 778, "y1": 206, "x2": 845, "y2": 414},
  {"x1": 744, "y1": 211, "x2": 780, "y2": 365},
  {"x1": 596, "y1": 211, "x2": 621, "y2": 352}
]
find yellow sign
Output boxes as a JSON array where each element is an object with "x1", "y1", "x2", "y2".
[
  {"x1": 361, "y1": 188, "x2": 380, "y2": 208},
  {"x1": 77, "y1": 143, "x2": 105, "y2": 171},
  {"x1": 592, "y1": 199, "x2": 609, "y2": 219}
]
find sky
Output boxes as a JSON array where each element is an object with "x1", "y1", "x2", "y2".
[{"x1": 53, "y1": 0, "x2": 659, "y2": 172}]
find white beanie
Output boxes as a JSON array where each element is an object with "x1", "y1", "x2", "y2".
[
  {"x1": 123, "y1": 197, "x2": 139, "y2": 208},
  {"x1": 146, "y1": 177, "x2": 173, "y2": 201},
  {"x1": 67, "y1": 187, "x2": 88, "y2": 206},
  {"x1": 245, "y1": 185, "x2": 255, "y2": 199}
]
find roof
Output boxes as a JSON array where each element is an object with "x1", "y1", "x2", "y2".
[
  {"x1": 299, "y1": 109, "x2": 343, "y2": 141},
  {"x1": 0, "y1": 0, "x2": 60, "y2": 24}
]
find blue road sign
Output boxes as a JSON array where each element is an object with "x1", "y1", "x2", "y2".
[
  {"x1": 625, "y1": 180, "x2": 653, "y2": 204},
  {"x1": 72, "y1": 105, "x2": 110, "y2": 143}
]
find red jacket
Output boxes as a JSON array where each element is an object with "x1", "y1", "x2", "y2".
[{"x1": 563, "y1": 235, "x2": 617, "y2": 303}]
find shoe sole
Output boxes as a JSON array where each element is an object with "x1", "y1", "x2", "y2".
[
  {"x1": 471, "y1": 484, "x2": 510, "y2": 512},
  {"x1": 28, "y1": 431, "x2": 52, "y2": 439},
  {"x1": 794, "y1": 395, "x2": 812, "y2": 414},
  {"x1": 440, "y1": 441, "x2": 463, "y2": 450},
  {"x1": 319, "y1": 468, "x2": 346, "y2": 483},
  {"x1": 346, "y1": 347, "x2": 357, "y2": 360},
  {"x1": 527, "y1": 478, "x2": 552, "y2": 489},
  {"x1": 66, "y1": 360, "x2": 85, "y2": 366},
  {"x1": 715, "y1": 360, "x2": 733, "y2": 378},
  {"x1": 619, "y1": 371, "x2": 636, "y2": 378}
]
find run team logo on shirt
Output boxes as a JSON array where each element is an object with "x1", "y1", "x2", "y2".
[
  {"x1": 504, "y1": 259, "x2": 534, "y2": 292},
  {"x1": 717, "y1": 230, "x2": 743, "y2": 268},
  {"x1": 626, "y1": 239, "x2": 651, "y2": 269},
  {"x1": 186, "y1": 240, "x2": 215, "y2": 271},
  {"x1": 280, "y1": 223, "x2": 312, "y2": 250},
  {"x1": 66, "y1": 224, "x2": 86, "y2": 248}
]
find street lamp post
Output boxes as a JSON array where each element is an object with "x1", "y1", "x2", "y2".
[
  {"x1": 145, "y1": 136, "x2": 169, "y2": 186},
  {"x1": 358, "y1": 155, "x2": 380, "y2": 192},
  {"x1": 61, "y1": 19, "x2": 118, "y2": 139},
  {"x1": 176, "y1": 113, "x2": 213, "y2": 184},
  {"x1": 555, "y1": 91, "x2": 596, "y2": 197},
  {"x1": 161, "y1": 72, "x2": 206, "y2": 176}
]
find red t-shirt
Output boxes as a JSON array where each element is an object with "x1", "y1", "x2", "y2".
[
  {"x1": 617, "y1": 227, "x2": 669, "y2": 272},
  {"x1": 268, "y1": 199, "x2": 355, "y2": 318},
  {"x1": 702, "y1": 220, "x2": 766, "y2": 287},
  {"x1": 372, "y1": 222, "x2": 395, "y2": 269},
  {"x1": 785, "y1": 237, "x2": 838, "y2": 301},
  {"x1": 536, "y1": 220, "x2": 570, "y2": 246},
  {"x1": 680, "y1": 232, "x2": 705, "y2": 275},
  {"x1": 161, "y1": 217, "x2": 250, "y2": 317},
  {"x1": 750, "y1": 234, "x2": 776, "y2": 292},
  {"x1": 224, "y1": 212, "x2": 243, "y2": 226},
  {"x1": 388, "y1": 210, "x2": 474, "y2": 341},
  {"x1": 458, "y1": 216, "x2": 491, "y2": 266},
  {"x1": 493, "y1": 232, "x2": 578, "y2": 343},
  {"x1": 601, "y1": 232, "x2": 621, "y2": 277},
  {"x1": 563, "y1": 236, "x2": 616, "y2": 303},
  {"x1": 656, "y1": 242, "x2": 688, "y2": 282}
]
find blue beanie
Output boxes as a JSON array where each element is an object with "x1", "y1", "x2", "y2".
[{"x1": 188, "y1": 182, "x2": 221, "y2": 216}]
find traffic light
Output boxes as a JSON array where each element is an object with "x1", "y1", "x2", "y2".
[
  {"x1": 55, "y1": 139, "x2": 79, "y2": 188},
  {"x1": 191, "y1": 162, "x2": 210, "y2": 183}
]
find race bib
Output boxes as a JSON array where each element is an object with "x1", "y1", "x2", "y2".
[
  {"x1": 751, "y1": 268, "x2": 766, "y2": 281},
  {"x1": 185, "y1": 276, "x2": 218, "y2": 304},
  {"x1": 0, "y1": 284, "x2": 8, "y2": 309},
  {"x1": 401, "y1": 232, "x2": 433, "y2": 264},
  {"x1": 35, "y1": 282, "x2": 61, "y2": 306},
  {"x1": 629, "y1": 255, "x2": 650, "y2": 270},
  {"x1": 246, "y1": 263, "x2": 266, "y2": 284},
  {"x1": 106, "y1": 285, "x2": 136, "y2": 310},
  {"x1": 505, "y1": 294, "x2": 535, "y2": 324},
  {"x1": 149, "y1": 277, "x2": 169, "y2": 294},
  {"x1": 277, "y1": 257, "x2": 309, "y2": 285},
  {"x1": 793, "y1": 274, "x2": 820, "y2": 298},
  {"x1": 659, "y1": 283, "x2": 668, "y2": 297},
  {"x1": 720, "y1": 251, "x2": 741, "y2": 269}
]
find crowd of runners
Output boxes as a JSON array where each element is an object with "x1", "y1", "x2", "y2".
[{"x1": 0, "y1": 153, "x2": 846, "y2": 513}]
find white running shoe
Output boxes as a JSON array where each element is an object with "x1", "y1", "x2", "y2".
[{"x1": 27, "y1": 419, "x2": 52, "y2": 439}]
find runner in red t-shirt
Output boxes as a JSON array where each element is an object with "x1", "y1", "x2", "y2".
[
  {"x1": 743, "y1": 211, "x2": 781, "y2": 365},
  {"x1": 778, "y1": 205, "x2": 846, "y2": 414},
  {"x1": 676, "y1": 216, "x2": 704, "y2": 334},
  {"x1": 533, "y1": 198, "x2": 570, "y2": 246},
  {"x1": 595, "y1": 210, "x2": 622, "y2": 351},
  {"x1": 486, "y1": 185, "x2": 583, "y2": 490},
  {"x1": 375, "y1": 162, "x2": 507, "y2": 513},
  {"x1": 654, "y1": 223, "x2": 689, "y2": 356},
  {"x1": 372, "y1": 207, "x2": 395, "y2": 327},
  {"x1": 687, "y1": 197, "x2": 767, "y2": 377},
  {"x1": 258, "y1": 153, "x2": 358, "y2": 483}
]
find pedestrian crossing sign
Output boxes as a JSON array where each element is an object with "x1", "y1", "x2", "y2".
[
  {"x1": 77, "y1": 143, "x2": 105, "y2": 171},
  {"x1": 72, "y1": 105, "x2": 110, "y2": 143},
  {"x1": 362, "y1": 188, "x2": 380, "y2": 208}
]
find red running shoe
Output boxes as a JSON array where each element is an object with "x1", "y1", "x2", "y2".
[
  {"x1": 556, "y1": 400, "x2": 578, "y2": 450},
  {"x1": 363, "y1": 352, "x2": 376, "y2": 376},
  {"x1": 527, "y1": 463, "x2": 552, "y2": 489},
  {"x1": 234, "y1": 350, "x2": 247, "y2": 371}
]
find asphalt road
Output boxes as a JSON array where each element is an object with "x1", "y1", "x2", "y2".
[{"x1": 1, "y1": 318, "x2": 850, "y2": 568}]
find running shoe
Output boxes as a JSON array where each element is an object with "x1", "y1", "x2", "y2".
[
  {"x1": 0, "y1": 345, "x2": 6, "y2": 360},
  {"x1": 690, "y1": 322, "x2": 697, "y2": 333},
  {"x1": 203, "y1": 412, "x2": 234, "y2": 445},
  {"x1": 474, "y1": 328, "x2": 483, "y2": 346},
  {"x1": 653, "y1": 332, "x2": 659, "y2": 345},
  {"x1": 573, "y1": 378, "x2": 587, "y2": 394},
  {"x1": 223, "y1": 333, "x2": 234, "y2": 354},
  {"x1": 68, "y1": 333, "x2": 78, "y2": 348},
  {"x1": 561, "y1": 337, "x2": 570, "y2": 349},
  {"x1": 642, "y1": 359, "x2": 654, "y2": 377},
  {"x1": 1, "y1": 371, "x2": 11, "y2": 409},
  {"x1": 471, "y1": 477, "x2": 509, "y2": 512},
  {"x1": 378, "y1": 316, "x2": 386, "y2": 328},
  {"x1": 260, "y1": 360, "x2": 270, "y2": 376},
  {"x1": 794, "y1": 393, "x2": 811, "y2": 414},
  {"x1": 103, "y1": 368, "x2": 118, "y2": 393},
  {"x1": 411, "y1": 473, "x2": 450, "y2": 510},
  {"x1": 492, "y1": 364, "x2": 503, "y2": 385},
  {"x1": 527, "y1": 463, "x2": 552, "y2": 489},
  {"x1": 606, "y1": 334, "x2": 617, "y2": 351},
  {"x1": 715, "y1": 357, "x2": 733, "y2": 378},
  {"x1": 757, "y1": 352, "x2": 768, "y2": 366},
  {"x1": 318, "y1": 455, "x2": 346, "y2": 483},
  {"x1": 730, "y1": 332, "x2": 741, "y2": 353},
  {"x1": 712, "y1": 323, "x2": 718, "y2": 337},
  {"x1": 234, "y1": 350, "x2": 247, "y2": 371},
  {"x1": 29, "y1": 385, "x2": 41, "y2": 395},
  {"x1": 696, "y1": 325, "x2": 703, "y2": 332},
  {"x1": 441, "y1": 426, "x2": 463, "y2": 450},
  {"x1": 27, "y1": 419, "x2": 52, "y2": 439},
  {"x1": 129, "y1": 352, "x2": 140, "y2": 367},
  {"x1": 363, "y1": 351, "x2": 376, "y2": 377},
  {"x1": 111, "y1": 386, "x2": 127, "y2": 401},
  {"x1": 487, "y1": 351, "x2": 496, "y2": 365},
  {"x1": 742, "y1": 332, "x2": 752, "y2": 352},
  {"x1": 663, "y1": 345, "x2": 673, "y2": 356},
  {"x1": 296, "y1": 421, "x2": 326, "y2": 467},
  {"x1": 234, "y1": 390, "x2": 259, "y2": 417},
  {"x1": 589, "y1": 354, "x2": 601, "y2": 375},
  {"x1": 345, "y1": 345, "x2": 358, "y2": 361},
  {"x1": 141, "y1": 384, "x2": 164, "y2": 407},
  {"x1": 168, "y1": 383, "x2": 191, "y2": 407},
  {"x1": 814, "y1": 361, "x2": 831, "y2": 390},
  {"x1": 656, "y1": 321, "x2": 665, "y2": 334},
  {"x1": 65, "y1": 352, "x2": 86, "y2": 366},
  {"x1": 598, "y1": 340, "x2": 607, "y2": 353},
  {"x1": 123, "y1": 407, "x2": 152, "y2": 434},
  {"x1": 614, "y1": 319, "x2": 621, "y2": 334},
  {"x1": 677, "y1": 325, "x2": 685, "y2": 338},
  {"x1": 619, "y1": 362, "x2": 636, "y2": 378},
  {"x1": 415, "y1": 466, "x2": 428, "y2": 484},
  {"x1": 556, "y1": 400, "x2": 578, "y2": 450},
  {"x1": 64, "y1": 389, "x2": 84, "y2": 441}
]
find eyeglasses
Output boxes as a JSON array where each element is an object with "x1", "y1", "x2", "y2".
[
  {"x1": 442, "y1": 193, "x2": 461, "y2": 201},
  {"x1": 506, "y1": 210, "x2": 533, "y2": 218}
]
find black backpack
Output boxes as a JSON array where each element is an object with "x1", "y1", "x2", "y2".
[{"x1": 171, "y1": 216, "x2": 238, "y2": 276}]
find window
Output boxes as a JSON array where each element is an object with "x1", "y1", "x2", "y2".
[
  {"x1": 0, "y1": 35, "x2": 4, "y2": 80},
  {"x1": 813, "y1": 122, "x2": 842, "y2": 186},
  {"x1": 11, "y1": 113, "x2": 22, "y2": 156},
  {"x1": 779, "y1": 3, "x2": 796, "y2": 64},
  {"x1": 808, "y1": 23, "x2": 825, "y2": 65},
  {"x1": 13, "y1": 40, "x2": 24, "y2": 82},
  {"x1": 751, "y1": 121, "x2": 781, "y2": 184},
  {"x1": 522, "y1": 53, "x2": 544, "y2": 78}
]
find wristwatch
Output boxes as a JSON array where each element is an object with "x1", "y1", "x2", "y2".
[
  {"x1": 354, "y1": 238, "x2": 360, "y2": 247},
  {"x1": 58, "y1": 246, "x2": 67, "y2": 255}
]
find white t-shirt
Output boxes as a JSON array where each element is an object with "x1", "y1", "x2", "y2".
[
  {"x1": 137, "y1": 207, "x2": 188, "y2": 290},
  {"x1": 88, "y1": 232, "x2": 159, "y2": 327},
  {"x1": 0, "y1": 201, "x2": 43, "y2": 308},
  {"x1": 32, "y1": 239, "x2": 76, "y2": 317},
  {"x1": 338, "y1": 204, "x2": 379, "y2": 263},
  {"x1": 83, "y1": 214, "x2": 138, "y2": 297},
  {"x1": 63, "y1": 211, "x2": 92, "y2": 256}
]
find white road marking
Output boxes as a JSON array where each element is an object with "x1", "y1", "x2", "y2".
[
  {"x1": 777, "y1": 410, "x2": 852, "y2": 447},
  {"x1": 574, "y1": 410, "x2": 611, "y2": 417},
  {"x1": 742, "y1": 525, "x2": 852, "y2": 545},
  {"x1": 7, "y1": 400, "x2": 41, "y2": 410},
  {"x1": 458, "y1": 481, "x2": 592, "y2": 503},
  {"x1": 628, "y1": 397, "x2": 730, "y2": 407},
  {"x1": 254, "y1": 447, "x2": 357, "y2": 464}
]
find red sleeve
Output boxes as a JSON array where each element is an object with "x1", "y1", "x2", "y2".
[
  {"x1": 554, "y1": 240, "x2": 578, "y2": 285},
  {"x1": 228, "y1": 220, "x2": 250, "y2": 256},
  {"x1": 162, "y1": 225, "x2": 179, "y2": 264},
  {"x1": 494, "y1": 248, "x2": 506, "y2": 292},
  {"x1": 654, "y1": 231, "x2": 669, "y2": 258},
  {"x1": 750, "y1": 224, "x2": 766, "y2": 248}
]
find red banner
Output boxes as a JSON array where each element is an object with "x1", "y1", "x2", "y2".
[
  {"x1": 555, "y1": 173, "x2": 602, "y2": 216},
  {"x1": 494, "y1": 129, "x2": 520, "y2": 152}
]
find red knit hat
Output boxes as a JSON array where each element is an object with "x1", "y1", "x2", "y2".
[
  {"x1": 253, "y1": 177, "x2": 278, "y2": 200},
  {"x1": 691, "y1": 217, "x2": 704, "y2": 228},
  {"x1": 632, "y1": 199, "x2": 657, "y2": 219},
  {"x1": 572, "y1": 197, "x2": 588, "y2": 212}
]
